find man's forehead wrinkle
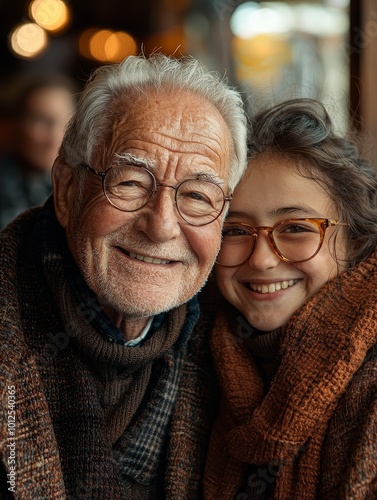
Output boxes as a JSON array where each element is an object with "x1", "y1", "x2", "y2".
[
  {"x1": 113, "y1": 152, "x2": 223, "y2": 182},
  {"x1": 114, "y1": 130, "x2": 223, "y2": 160}
]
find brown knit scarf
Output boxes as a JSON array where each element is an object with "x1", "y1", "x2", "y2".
[{"x1": 204, "y1": 249, "x2": 377, "y2": 499}]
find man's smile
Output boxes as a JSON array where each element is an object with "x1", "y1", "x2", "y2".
[{"x1": 116, "y1": 246, "x2": 173, "y2": 265}]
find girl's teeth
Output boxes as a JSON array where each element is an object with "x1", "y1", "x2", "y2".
[{"x1": 250, "y1": 279, "x2": 297, "y2": 293}]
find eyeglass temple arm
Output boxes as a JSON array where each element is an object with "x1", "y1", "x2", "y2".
[
  {"x1": 328, "y1": 219, "x2": 348, "y2": 227},
  {"x1": 85, "y1": 164, "x2": 106, "y2": 180}
]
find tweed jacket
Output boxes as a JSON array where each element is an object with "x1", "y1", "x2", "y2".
[
  {"x1": 204, "y1": 250, "x2": 377, "y2": 499},
  {"x1": 0, "y1": 207, "x2": 218, "y2": 499}
]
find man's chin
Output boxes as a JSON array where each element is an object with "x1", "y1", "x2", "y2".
[{"x1": 98, "y1": 293, "x2": 187, "y2": 320}]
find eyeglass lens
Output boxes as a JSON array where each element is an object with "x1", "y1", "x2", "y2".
[
  {"x1": 217, "y1": 219, "x2": 323, "y2": 266},
  {"x1": 103, "y1": 165, "x2": 225, "y2": 225}
]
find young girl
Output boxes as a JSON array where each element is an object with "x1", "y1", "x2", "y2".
[{"x1": 203, "y1": 99, "x2": 377, "y2": 499}]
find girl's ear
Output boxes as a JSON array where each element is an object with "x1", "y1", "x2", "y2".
[{"x1": 51, "y1": 156, "x2": 76, "y2": 228}]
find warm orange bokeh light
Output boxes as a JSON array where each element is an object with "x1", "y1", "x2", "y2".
[
  {"x1": 78, "y1": 28, "x2": 99, "y2": 60},
  {"x1": 88, "y1": 29, "x2": 113, "y2": 62},
  {"x1": 29, "y1": 0, "x2": 70, "y2": 33},
  {"x1": 9, "y1": 22, "x2": 48, "y2": 58},
  {"x1": 79, "y1": 28, "x2": 137, "y2": 63},
  {"x1": 105, "y1": 32, "x2": 137, "y2": 62}
]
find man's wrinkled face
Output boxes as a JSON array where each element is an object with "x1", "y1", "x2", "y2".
[{"x1": 58, "y1": 90, "x2": 232, "y2": 320}]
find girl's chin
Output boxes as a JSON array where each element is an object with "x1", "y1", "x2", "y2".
[{"x1": 245, "y1": 312, "x2": 288, "y2": 332}]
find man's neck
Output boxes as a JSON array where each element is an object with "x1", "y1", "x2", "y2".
[{"x1": 102, "y1": 304, "x2": 150, "y2": 342}]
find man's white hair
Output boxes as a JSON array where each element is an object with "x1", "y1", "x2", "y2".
[{"x1": 59, "y1": 53, "x2": 248, "y2": 191}]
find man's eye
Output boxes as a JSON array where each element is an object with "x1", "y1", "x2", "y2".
[
  {"x1": 118, "y1": 180, "x2": 141, "y2": 187},
  {"x1": 185, "y1": 191, "x2": 210, "y2": 203}
]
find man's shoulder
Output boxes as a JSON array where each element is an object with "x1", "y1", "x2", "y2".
[
  {"x1": 0, "y1": 208, "x2": 43, "y2": 367},
  {"x1": 0, "y1": 205, "x2": 41, "y2": 240},
  {"x1": 0, "y1": 207, "x2": 41, "y2": 288}
]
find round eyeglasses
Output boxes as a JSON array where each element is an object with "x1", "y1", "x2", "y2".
[
  {"x1": 84, "y1": 164, "x2": 232, "y2": 227},
  {"x1": 216, "y1": 218, "x2": 348, "y2": 267}
]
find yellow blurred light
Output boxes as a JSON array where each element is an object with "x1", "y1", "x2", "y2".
[
  {"x1": 105, "y1": 32, "x2": 137, "y2": 62},
  {"x1": 9, "y1": 22, "x2": 48, "y2": 58},
  {"x1": 232, "y1": 34, "x2": 292, "y2": 84},
  {"x1": 89, "y1": 29, "x2": 114, "y2": 62},
  {"x1": 30, "y1": 0, "x2": 70, "y2": 33}
]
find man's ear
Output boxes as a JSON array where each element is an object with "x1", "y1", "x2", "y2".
[{"x1": 52, "y1": 156, "x2": 76, "y2": 228}]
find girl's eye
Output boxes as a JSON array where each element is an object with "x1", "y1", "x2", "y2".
[
  {"x1": 281, "y1": 223, "x2": 318, "y2": 234},
  {"x1": 222, "y1": 227, "x2": 250, "y2": 237}
]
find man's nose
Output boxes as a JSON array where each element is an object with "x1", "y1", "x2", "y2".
[{"x1": 133, "y1": 187, "x2": 181, "y2": 242}]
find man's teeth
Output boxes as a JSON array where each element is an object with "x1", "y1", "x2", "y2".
[
  {"x1": 129, "y1": 252, "x2": 171, "y2": 264},
  {"x1": 249, "y1": 279, "x2": 298, "y2": 294}
]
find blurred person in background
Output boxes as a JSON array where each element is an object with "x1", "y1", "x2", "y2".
[{"x1": 0, "y1": 74, "x2": 77, "y2": 229}]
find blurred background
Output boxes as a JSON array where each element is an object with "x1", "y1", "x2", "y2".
[{"x1": 0, "y1": 0, "x2": 376, "y2": 147}]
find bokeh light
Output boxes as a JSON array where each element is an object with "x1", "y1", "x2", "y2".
[
  {"x1": 295, "y1": 5, "x2": 348, "y2": 36},
  {"x1": 29, "y1": 0, "x2": 70, "y2": 33},
  {"x1": 9, "y1": 22, "x2": 48, "y2": 59},
  {"x1": 230, "y1": 2, "x2": 348, "y2": 39},
  {"x1": 78, "y1": 28, "x2": 98, "y2": 60},
  {"x1": 105, "y1": 32, "x2": 138, "y2": 62},
  {"x1": 88, "y1": 29, "x2": 113, "y2": 62},
  {"x1": 230, "y1": 2, "x2": 294, "y2": 38},
  {"x1": 79, "y1": 28, "x2": 138, "y2": 63}
]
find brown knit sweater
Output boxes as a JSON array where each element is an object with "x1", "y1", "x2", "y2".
[
  {"x1": 0, "y1": 206, "x2": 219, "y2": 499},
  {"x1": 204, "y1": 249, "x2": 377, "y2": 499}
]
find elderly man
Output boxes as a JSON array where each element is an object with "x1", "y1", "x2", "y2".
[{"x1": 0, "y1": 53, "x2": 247, "y2": 498}]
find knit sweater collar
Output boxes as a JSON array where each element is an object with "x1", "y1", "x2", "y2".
[{"x1": 244, "y1": 327, "x2": 282, "y2": 390}]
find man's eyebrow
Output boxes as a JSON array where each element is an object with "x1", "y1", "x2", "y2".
[
  {"x1": 114, "y1": 154, "x2": 225, "y2": 185},
  {"x1": 196, "y1": 171, "x2": 225, "y2": 185},
  {"x1": 114, "y1": 153, "x2": 156, "y2": 170}
]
